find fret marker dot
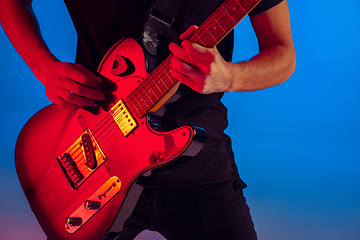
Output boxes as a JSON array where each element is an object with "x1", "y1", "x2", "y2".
[
  {"x1": 213, "y1": 26, "x2": 217, "y2": 30},
  {"x1": 233, "y1": 7, "x2": 236, "y2": 11}
]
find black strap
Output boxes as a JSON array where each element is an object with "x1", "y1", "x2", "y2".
[
  {"x1": 152, "y1": 0, "x2": 183, "y2": 24},
  {"x1": 142, "y1": 0, "x2": 183, "y2": 56}
]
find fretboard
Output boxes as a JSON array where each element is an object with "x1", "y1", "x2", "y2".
[{"x1": 125, "y1": 0, "x2": 261, "y2": 118}]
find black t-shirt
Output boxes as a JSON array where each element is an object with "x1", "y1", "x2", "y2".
[{"x1": 63, "y1": 0, "x2": 283, "y2": 187}]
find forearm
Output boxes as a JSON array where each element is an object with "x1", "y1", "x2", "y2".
[
  {"x1": 0, "y1": 0, "x2": 58, "y2": 79},
  {"x1": 227, "y1": 0, "x2": 296, "y2": 92},
  {"x1": 227, "y1": 43, "x2": 296, "y2": 92}
]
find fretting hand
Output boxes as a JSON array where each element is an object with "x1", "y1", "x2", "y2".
[{"x1": 169, "y1": 25, "x2": 233, "y2": 94}]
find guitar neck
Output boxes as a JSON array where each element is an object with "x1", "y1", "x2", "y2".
[{"x1": 125, "y1": 0, "x2": 261, "y2": 118}]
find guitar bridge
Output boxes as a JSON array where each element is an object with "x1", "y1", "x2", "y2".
[{"x1": 56, "y1": 129, "x2": 106, "y2": 189}]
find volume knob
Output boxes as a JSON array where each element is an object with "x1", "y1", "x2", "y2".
[
  {"x1": 84, "y1": 200, "x2": 101, "y2": 210},
  {"x1": 66, "y1": 217, "x2": 83, "y2": 227}
]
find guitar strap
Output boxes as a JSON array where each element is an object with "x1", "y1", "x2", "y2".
[{"x1": 142, "y1": 0, "x2": 184, "y2": 71}]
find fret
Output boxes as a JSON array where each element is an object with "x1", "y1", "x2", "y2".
[
  {"x1": 190, "y1": 31, "x2": 207, "y2": 47},
  {"x1": 143, "y1": 81, "x2": 159, "y2": 105},
  {"x1": 125, "y1": 96, "x2": 142, "y2": 118},
  {"x1": 164, "y1": 67, "x2": 175, "y2": 86},
  {"x1": 223, "y1": 0, "x2": 246, "y2": 23},
  {"x1": 213, "y1": 15, "x2": 227, "y2": 33},
  {"x1": 189, "y1": 34, "x2": 204, "y2": 46},
  {"x1": 204, "y1": 24, "x2": 218, "y2": 43},
  {"x1": 154, "y1": 66, "x2": 174, "y2": 89},
  {"x1": 162, "y1": 58, "x2": 175, "y2": 84},
  {"x1": 134, "y1": 88, "x2": 149, "y2": 111},
  {"x1": 138, "y1": 83, "x2": 154, "y2": 108},
  {"x1": 204, "y1": 16, "x2": 226, "y2": 42},
  {"x1": 131, "y1": 91, "x2": 147, "y2": 117},
  {"x1": 198, "y1": 27, "x2": 218, "y2": 48},
  {"x1": 148, "y1": 76, "x2": 164, "y2": 101},
  {"x1": 152, "y1": 73, "x2": 170, "y2": 94},
  {"x1": 222, "y1": 6, "x2": 236, "y2": 24},
  {"x1": 214, "y1": 9, "x2": 235, "y2": 32}
]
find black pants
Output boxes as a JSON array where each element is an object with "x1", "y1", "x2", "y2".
[{"x1": 118, "y1": 180, "x2": 257, "y2": 240}]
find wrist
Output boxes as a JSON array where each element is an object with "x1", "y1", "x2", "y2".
[
  {"x1": 225, "y1": 61, "x2": 244, "y2": 92},
  {"x1": 29, "y1": 52, "x2": 59, "y2": 81}
]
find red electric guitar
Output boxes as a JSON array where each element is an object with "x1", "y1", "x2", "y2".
[{"x1": 15, "y1": 0, "x2": 260, "y2": 239}]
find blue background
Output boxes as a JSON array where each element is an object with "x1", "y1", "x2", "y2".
[{"x1": 0, "y1": 0, "x2": 359, "y2": 239}]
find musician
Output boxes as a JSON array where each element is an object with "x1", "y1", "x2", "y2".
[{"x1": 0, "y1": 0, "x2": 295, "y2": 239}]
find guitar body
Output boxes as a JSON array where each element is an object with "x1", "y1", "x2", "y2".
[
  {"x1": 15, "y1": 38, "x2": 205, "y2": 240},
  {"x1": 15, "y1": 0, "x2": 261, "y2": 238}
]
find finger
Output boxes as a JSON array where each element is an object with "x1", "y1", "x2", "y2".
[
  {"x1": 57, "y1": 87, "x2": 95, "y2": 107},
  {"x1": 169, "y1": 42, "x2": 198, "y2": 66},
  {"x1": 170, "y1": 56, "x2": 205, "y2": 91},
  {"x1": 46, "y1": 91, "x2": 82, "y2": 110},
  {"x1": 171, "y1": 54, "x2": 203, "y2": 80},
  {"x1": 169, "y1": 42, "x2": 211, "y2": 74},
  {"x1": 181, "y1": 40, "x2": 214, "y2": 62},
  {"x1": 74, "y1": 64, "x2": 103, "y2": 84},
  {"x1": 62, "y1": 63, "x2": 102, "y2": 90},
  {"x1": 52, "y1": 96, "x2": 82, "y2": 110},
  {"x1": 171, "y1": 66, "x2": 203, "y2": 93},
  {"x1": 60, "y1": 78, "x2": 105, "y2": 101},
  {"x1": 180, "y1": 25, "x2": 198, "y2": 40}
]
